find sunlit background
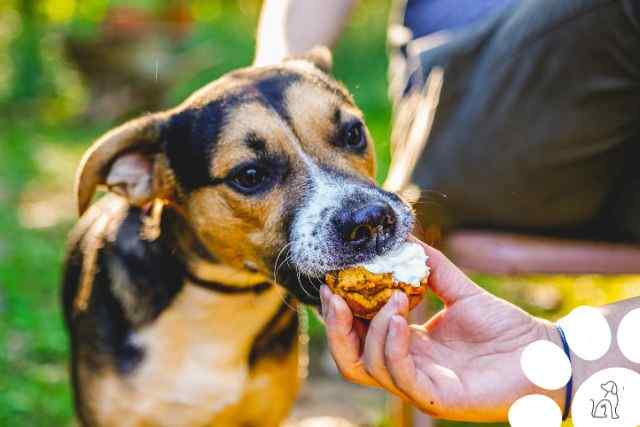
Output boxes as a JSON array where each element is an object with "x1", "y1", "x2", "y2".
[{"x1": 1, "y1": 1, "x2": 639, "y2": 426}]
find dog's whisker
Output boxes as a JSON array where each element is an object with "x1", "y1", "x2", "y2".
[
  {"x1": 273, "y1": 242, "x2": 293, "y2": 285},
  {"x1": 418, "y1": 188, "x2": 449, "y2": 198},
  {"x1": 309, "y1": 275, "x2": 324, "y2": 290},
  {"x1": 274, "y1": 254, "x2": 294, "y2": 289},
  {"x1": 296, "y1": 269, "x2": 317, "y2": 300},
  {"x1": 270, "y1": 244, "x2": 301, "y2": 312},
  {"x1": 273, "y1": 245, "x2": 288, "y2": 282},
  {"x1": 404, "y1": 188, "x2": 449, "y2": 207},
  {"x1": 409, "y1": 201, "x2": 445, "y2": 209}
]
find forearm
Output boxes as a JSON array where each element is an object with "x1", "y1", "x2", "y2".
[
  {"x1": 571, "y1": 297, "x2": 640, "y2": 391},
  {"x1": 549, "y1": 297, "x2": 640, "y2": 416},
  {"x1": 255, "y1": 0, "x2": 357, "y2": 65}
]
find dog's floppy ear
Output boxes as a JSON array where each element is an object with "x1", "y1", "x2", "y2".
[
  {"x1": 75, "y1": 113, "x2": 172, "y2": 215},
  {"x1": 297, "y1": 46, "x2": 333, "y2": 74},
  {"x1": 601, "y1": 381, "x2": 617, "y2": 394}
]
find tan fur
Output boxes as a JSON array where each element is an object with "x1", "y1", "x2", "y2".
[
  {"x1": 188, "y1": 103, "x2": 299, "y2": 270},
  {"x1": 212, "y1": 348, "x2": 300, "y2": 427},
  {"x1": 284, "y1": 81, "x2": 375, "y2": 180},
  {"x1": 74, "y1": 214, "x2": 110, "y2": 313},
  {"x1": 79, "y1": 284, "x2": 295, "y2": 427}
]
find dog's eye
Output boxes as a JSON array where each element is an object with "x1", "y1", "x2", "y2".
[
  {"x1": 344, "y1": 122, "x2": 366, "y2": 152},
  {"x1": 228, "y1": 164, "x2": 271, "y2": 194}
]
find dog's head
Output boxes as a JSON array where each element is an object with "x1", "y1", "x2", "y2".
[
  {"x1": 76, "y1": 47, "x2": 414, "y2": 303},
  {"x1": 601, "y1": 381, "x2": 618, "y2": 395}
]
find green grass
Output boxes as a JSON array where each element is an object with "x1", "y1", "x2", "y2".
[{"x1": 0, "y1": 124, "x2": 87, "y2": 426}]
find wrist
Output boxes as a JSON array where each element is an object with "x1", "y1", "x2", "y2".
[{"x1": 543, "y1": 322, "x2": 574, "y2": 416}]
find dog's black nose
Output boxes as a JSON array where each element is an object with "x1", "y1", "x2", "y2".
[{"x1": 335, "y1": 202, "x2": 397, "y2": 247}]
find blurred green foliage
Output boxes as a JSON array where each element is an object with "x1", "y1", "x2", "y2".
[{"x1": 1, "y1": 1, "x2": 638, "y2": 426}]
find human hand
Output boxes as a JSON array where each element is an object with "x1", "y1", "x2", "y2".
[{"x1": 320, "y1": 242, "x2": 565, "y2": 421}]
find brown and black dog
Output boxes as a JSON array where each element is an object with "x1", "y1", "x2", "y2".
[{"x1": 62, "y1": 48, "x2": 415, "y2": 426}]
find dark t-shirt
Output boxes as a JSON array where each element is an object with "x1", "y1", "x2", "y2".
[{"x1": 394, "y1": 0, "x2": 640, "y2": 242}]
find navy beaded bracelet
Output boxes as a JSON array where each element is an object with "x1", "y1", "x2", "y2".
[{"x1": 556, "y1": 325, "x2": 573, "y2": 421}]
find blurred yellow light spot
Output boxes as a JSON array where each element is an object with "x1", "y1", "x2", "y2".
[
  {"x1": 191, "y1": 0, "x2": 222, "y2": 22},
  {"x1": 76, "y1": 0, "x2": 108, "y2": 23},
  {"x1": 41, "y1": 0, "x2": 76, "y2": 23}
]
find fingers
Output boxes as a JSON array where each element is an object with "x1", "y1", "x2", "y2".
[
  {"x1": 384, "y1": 315, "x2": 423, "y2": 400},
  {"x1": 362, "y1": 292, "x2": 413, "y2": 400},
  {"x1": 385, "y1": 316, "x2": 440, "y2": 416},
  {"x1": 322, "y1": 286, "x2": 427, "y2": 404},
  {"x1": 320, "y1": 286, "x2": 378, "y2": 387},
  {"x1": 363, "y1": 292, "x2": 408, "y2": 381},
  {"x1": 414, "y1": 241, "x2": 484, "y2": 306}
]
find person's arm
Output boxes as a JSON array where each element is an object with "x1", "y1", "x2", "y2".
[
  {"x1": 320, "y1": 242, "x2": 640, "y2": 421},
  {"x1": 570, "y1": 297, "x2": 640, "y2": 398},
  {"x1": 254, "y1": 0, "x2": 358, "y2": 66}
]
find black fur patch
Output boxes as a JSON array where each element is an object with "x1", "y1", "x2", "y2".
[
  {"x1": 245, "y1": 132, "x2": 267, "y2": 153},
  {"x1": 162, "y1": 74, "x2": 300, "y2": 192},
  {"x1": 274, "y1": 258, "x2": 321, "y2": 305},
  {"x1": 253, "y1": 73, "x2": 300, "y2": 125},
  {"x1": 109, "y1": 207, "x2": 186, "y2": 323},
  {"x1": 332, "y1": 107, "x2": 341, "y2": 126},
  {"x1": 62, "y1": 205, "x2": 187, "y2": 378},
  {"x1": 163, "y1": 101, "x2": 227, "y2": 191},
  {"x1": 249, "y1": 298, "x2": 299, "y2": 367},
  {"x1": 184, "y1": 270, "x2": 272, "y2": 294}
]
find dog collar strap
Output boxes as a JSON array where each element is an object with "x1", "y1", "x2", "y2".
[
  {"x1": 184, "y1": 270, "x2": 272, "y2": 294},
  {"x1": 557, "y1": 325, "x2": 573, "y2": 420}
]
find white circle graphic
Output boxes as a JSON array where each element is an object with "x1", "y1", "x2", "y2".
[
  {"x1": 508, "y1": 394, "x2": 562, "y2": 427},
  {"x1": 558, "y1": 306, "x2": 611, "y2": 361},
  {"x1": 521, "y1": 340, "x2": 572, "y2": 390},
  {"x1": 572, "y1": 367, "x2": 640, "y2": 427},
  {"x1": 617, "y1": 308, "x2": 640, "y2": 364}
]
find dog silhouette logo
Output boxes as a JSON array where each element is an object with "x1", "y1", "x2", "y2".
[
  {"x1": 509, "y1": 307, "x2": 640, "y2": 427},
  {"x1": 590, "y1": 380, "x2": 620, "y2": 420}
]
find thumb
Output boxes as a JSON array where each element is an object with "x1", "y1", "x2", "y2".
[{"x1": 415, "y1": 241, "x2": 483, "y2": 306}]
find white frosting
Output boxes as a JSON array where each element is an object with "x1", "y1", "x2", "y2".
[{"x1": 359, "y1": 242, "x2": 429, "y2": 286}]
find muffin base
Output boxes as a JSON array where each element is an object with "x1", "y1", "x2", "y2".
[{"x1": 325, "y1": 267, "x2": 428, "y2": 320}]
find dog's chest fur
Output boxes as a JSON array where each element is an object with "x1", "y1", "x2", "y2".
[
  {"x1": 88, "y1": 285, "x2": 287, "y2": 426},
  {"x1": 63, "y1": 198, "x2": 300, "y2": 426}
]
